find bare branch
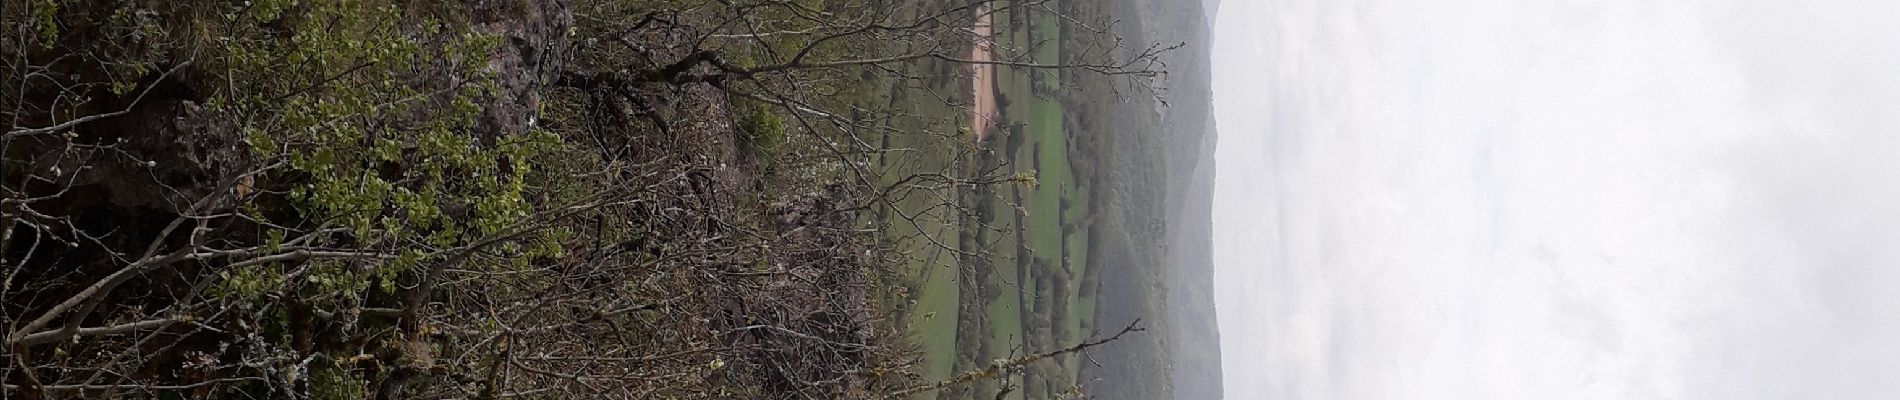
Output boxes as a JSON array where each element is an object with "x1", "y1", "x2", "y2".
[
  {"x1": 889, "y1": 320, "x2": 1145, "y2": 397},
  {"x1": 3, "y1": 61, "x2": 191, "y2": 139},
  {"x1": 10, "y1": 318, "x2": 175, "y2": 347}
]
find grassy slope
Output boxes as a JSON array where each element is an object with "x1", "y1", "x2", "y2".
[
  {"x1": 984, "y1": 2, "x2": 1033, "y2": 397},
  {"x1": 995, "y1": 1, "x2": 1098, "y2": 398},
  {"x1": 885, "y1": 0, "x2": 1131, "y2": 398},
  {"x1": 1022, "y1": 6, "x2": 1089, "y2": 397},
  {"x1": 870, "y1": 40, "x2": 969, "y2": 393}
]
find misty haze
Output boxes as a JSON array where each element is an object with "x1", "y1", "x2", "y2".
[{"x1": 1215, "y1": 1, "x2": 1900, "y2": 399}]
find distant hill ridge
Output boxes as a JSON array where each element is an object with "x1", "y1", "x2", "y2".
[{"x1": 1082, "y1": 0, "x2": 1224, "y2": 398}]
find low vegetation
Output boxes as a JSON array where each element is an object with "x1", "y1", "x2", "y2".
[{"x1": 1, "y1": 0, "x2": 1175, "y2": 399}]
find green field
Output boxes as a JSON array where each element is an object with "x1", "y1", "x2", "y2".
[
  {"x1": 868, "y1": 1, "x2": 1122, "y2": 399},
  {"x1": 995, "y1": 3, "x2": 1092, "y2": 398},
  {"x1": 859, "y1": 0, "x2": 1187, "y2": 397},
  {"x1": 870, "y1": 61, "x2": 970, "y2": 391}
]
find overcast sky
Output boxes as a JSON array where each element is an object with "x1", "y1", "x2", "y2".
[{"x1": 1211, "y1": 1, "x2": 1900, "y2": 399}]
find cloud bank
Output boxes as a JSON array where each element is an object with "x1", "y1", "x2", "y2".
[{"x1": 1212, "y1": 1, "x2": 1900, "y2": 399}]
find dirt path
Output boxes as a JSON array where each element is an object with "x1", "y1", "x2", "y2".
[{"x1": 970, "y1": 6, "x2": 997, "y2": 143}]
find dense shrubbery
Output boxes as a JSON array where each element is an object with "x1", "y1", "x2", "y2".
[
  {"x1": 3, "y1": 0, "x2": 1166, "y2": 398},
  {"x1": 3, "y1": 0, "x2": 581, "y2": 397}
]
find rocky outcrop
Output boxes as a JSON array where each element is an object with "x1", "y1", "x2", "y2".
[{"x1": 472, "y1": 0, "x2": 573, "y2": 138}]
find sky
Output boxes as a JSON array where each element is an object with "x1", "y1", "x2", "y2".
[{"x1": 1210, "y1": 1, "x2": 1900, "y2": 399}]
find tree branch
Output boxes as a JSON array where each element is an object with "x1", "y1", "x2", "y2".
[
  {"x1": 10, "y1": 318, "x2": 175, "y2": 347},
  {"x1": 888, "y1": 319, "x2": 1144, "y2": 397},
  {"x1": 3, "y1": 61, "x2": 191, "y2": 139}
]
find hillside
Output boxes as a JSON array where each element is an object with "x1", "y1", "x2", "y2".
[
  {"x1": 1159, "y1": 2, "x2": 1226, "y2": 399},
  {"x1": 1, "y1": 0, "x2": 1208, "y2": 398},
  {"x1": 1075, "y1": 0, "x2": 1224, "y2": 398}
]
